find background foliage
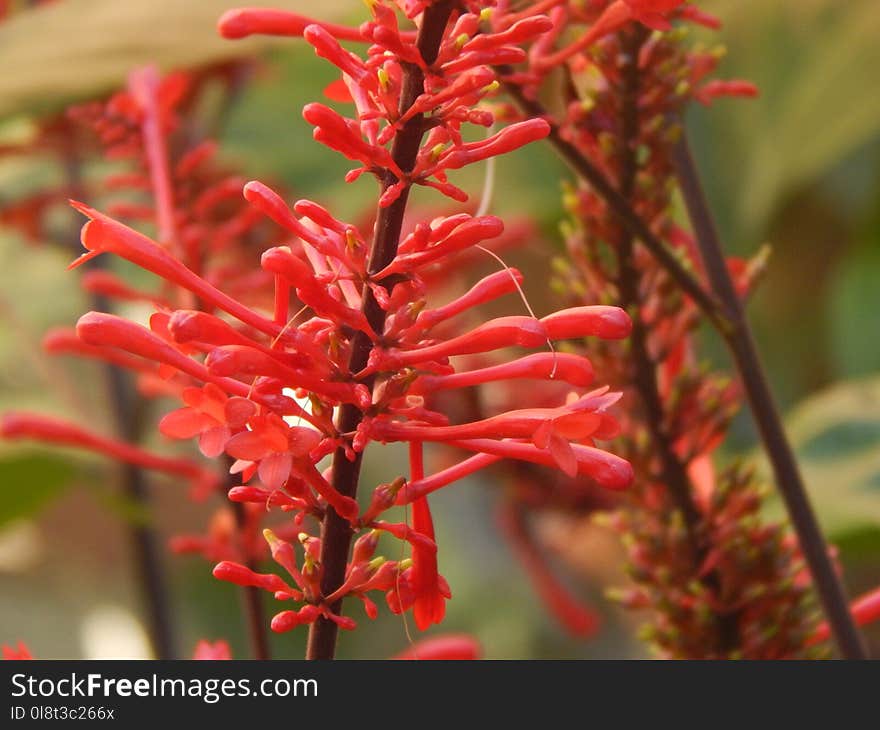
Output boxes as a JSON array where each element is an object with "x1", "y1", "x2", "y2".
[{"x1": 0, "y1": 0, "x2": 877, "y2": 658}]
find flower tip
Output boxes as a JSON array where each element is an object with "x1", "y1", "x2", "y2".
[
  {"x1": 534, "y1": 118, "x2": 552, "y2": 138},
  {"x1": 74, "y1": 311, "x2": 108, "y2": 343},
  {"x1": 300, "y1": 22, "x2": 325, "y2": 44},
  {"x1": 0, "y1": 412, "x2": 21, "y2": 438},
  {"x1": 217, "y1": 9, "x2": 250, "y2": 39},
  {"x1": 242, "y1": 179, "x2": 268, "y2": 202},
  {"x1": 211, "y1": 561, "x2": 237, "y2": 581},
  {"x1": 69, "y1": 199, "x2": 97, "y2": 219},
  {"x1": 607, "y1": 457, "x2": 634, "y2": 491},
  {"x1": 192, "y1": 639, "x2": 232, "y2": 660},
  {"x1": 602, "y1": 306, "x2": 632, "y2": 339}
]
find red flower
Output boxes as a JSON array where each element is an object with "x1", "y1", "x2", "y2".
[
  {"x1": 42, "y1": 1, "x2": 635, "y2": 645},
  {"x1": 408, "y1": 442, "x2": 449, "y2": 631},
  {"x1": 224, "y1": 414, "x2": 320, "y2": 491},
  {"x1": 159, "y1": 383, "x2": 256, "y2": 458}
]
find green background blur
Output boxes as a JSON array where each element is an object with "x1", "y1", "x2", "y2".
[{"x1": 0, "y1": 0, "x2": 878, "y2": 658}]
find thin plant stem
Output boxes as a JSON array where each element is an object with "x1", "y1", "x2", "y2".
[
  {"x1": 305, "y1": 0, "x2": 455, "y2": 660},
  {"x1": 63, "y1": 152, "x2": 177, "y2": 659},
  {"x1": 502, "y1": 81, "x2": 732, "y2": 332},
  {"x1": 503, "y1": 82, "x2": 868, "y2": 659},
  {"x1": 230, "y1": 500, "x2": 271, "y2": 660},
  {"x1": 611, "y1": 29, "x2": 739, "y2": 651},
  {"x1": 100, "y1": 350, "x2": 177, "y2": 659},
  {"x1": 672, "y1": 133, "x2": 869, "y2": 660}
]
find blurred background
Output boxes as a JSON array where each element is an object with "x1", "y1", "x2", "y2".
[{"x1": 0, "y1": 0, "x2": 878, "y2": 658}]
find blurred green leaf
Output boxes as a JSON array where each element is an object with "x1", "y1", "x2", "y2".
[
  {"x1": 0, "y1": 0, "x2": 347, "y2": 119},
  {"x1": 764, "y1": 376, "x2": 880, "y2": 539},
  {"x1": 694, "y1": 0, "x2": 880, "y2": 238},
  {"x1": 0, "y1": 452, "x2": 74, "y2": 525},
  {"x1": 829, "y1": 233, "x2": 880, "y2": 378},
  {"x1": 89, "y1": 482, "x2": 153, "y2": 527}
]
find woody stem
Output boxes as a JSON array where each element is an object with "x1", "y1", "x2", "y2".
[
  {"x1": 613, "y1": 28, "x2": 739, "y2": 653},
  {"x1": 672, "y1": 134, "x2": 868, "y2": 660},
  {"x1": 505, "y1": 77, "x2": 867, "y2": 660},
  {"x1": 305, "y1": 0, "x2": 455, "y2": 661}
]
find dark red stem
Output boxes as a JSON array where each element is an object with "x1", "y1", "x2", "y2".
[
  {"x1": 502, "y1": 81, "x2": 731, "y2": 332},
  {"x1": 504, "y1": 80, "x2": 867, "y2": 659},
  {"x1": 305, "y1": 0, "x2": 455, "y2": 660},
  {"x1": 672, "y1": 134, "x2": 869, "y2": 660},
  {"x1": 64, "y1": 153, "x2": 177, "y2": 659},
  {"x1": 613, "y1": 29, "x2": 739, "y2": 652}
]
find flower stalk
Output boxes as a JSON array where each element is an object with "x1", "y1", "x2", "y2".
[
  {"x1": 671, "y1": 134, "x2": 869, "y2": 659},
  {"x1": 306, "y1": 0, "x2": 456, "y2": 661}
]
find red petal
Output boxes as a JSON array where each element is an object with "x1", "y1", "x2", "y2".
[
  {"x1": 259, "y1": 451, "x2": 293, "y2": 490},
  {"x1": 199, "y1": 426, "x2": 231, "y2": 458},
  {"x1": 323, "y1": 78, "x2": 353, "y2": 103},
  {"x1": 548, "y1": 434, "x2": 578, "y2": 478},
  {"x1": 553, "y1": 412, "x2": 601, "y2": 439},
  {"x1": 225, "y1": 430, "x2": 273, "y2": 461},
  {"x1": 159, "y1": 408, "x2": 212, "y2": 439},
  {"x1": 224, "y1": 396, "x2": 257, "y2": 428}
]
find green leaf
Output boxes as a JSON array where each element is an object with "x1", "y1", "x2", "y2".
[
  {"x1": 763, "y1": 376, "x2": 880, "y2": 540},
  {"x1": 828, "y1": 234, "x2": 880, "y2": 378},
  {"x1": 0, "y1": 452, "x2": 75, "y2": 525},
  {"x1": 0, "y1": 0, "x2": 348, "y2": 119}
]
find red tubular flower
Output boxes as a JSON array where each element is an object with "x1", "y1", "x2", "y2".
[
  {"x1": 397, "y1": 453, "x2": 502, "y2": 504},
  {"x1": 366, "y1": 316, "x2": 550, "y2": 374},
  {"x1": 76, "y1": 313, "x2": 245, "y2": 395},
  {"x1": 412, "y1": 269, "x2": 524, "y2": 331},
  {"x1": 213, "y1": 560, "x2": 296, "y2": 595},
  {"x1": 218, "y1": 8, "x2": 363, "y2": 41},
  {"x1": 71, "y1": 204, "x2": 281, "y2": 338},
  {"x1": 377, "y1": 216, "x2": 505, "y2": 277},
  {"x1": 432, "y1": 119, "x2": 551, "y2": 172},
  {"x1": 408, "y1": 442, "x2": 449, "y2": 631},
  {"x1": 695, "y1": 80, "x2": 760, "y2": 106},
  {"x1": 450, "y1": 438, "x2": 633, "y2": 489},
  {"x1": 412, "y1": 353, "x2": 594, "y2": 393},
  {"x1": 31, "y1": 1, "x2": 635, "y2": 649},
  {"x1": 391, "y1": 634, "x2": 482, "y2": 660},
  {"x1": 1, "y1": 412, "x2": 216, "y2": 489},
  {"x1": 540, "y1": 306, "x2": 632, "y2": 340}
]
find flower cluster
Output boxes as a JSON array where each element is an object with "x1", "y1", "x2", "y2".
[
  {"x1": 1, "y1": 0, "x2": 878, "y2": 661},
  {"x1": 205, "y1": 1, "x2": 635, "y2": 639},
  {"x1": 0, "y1": 58, "x2": 290, "y2": 659},
  {"x1": 533, "y1": 9, "x2": 814, "y2": 657},
  {"x1": 2, "y1": 0, "x2": 633, "y2": 652}
]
